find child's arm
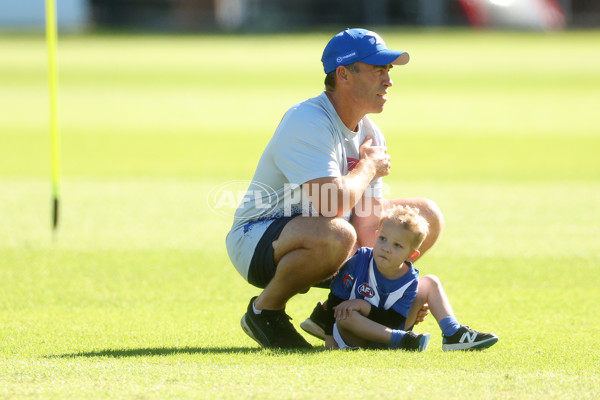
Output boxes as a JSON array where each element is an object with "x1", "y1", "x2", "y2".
[
  {"x1": 334, "y1": 299, "x2": 372, "y2": 320},
  {"x1": 334, "y1": 299, "x2": 407, "y2": 330},
  {"x1": 333, "y1": 304, "x2": 403, "y2": 347}
]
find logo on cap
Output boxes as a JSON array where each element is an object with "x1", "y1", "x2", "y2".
[
  {"x1": 368, "y1": 32, "x2": 385, "y2": 46},
  {"x1": 336, "y1": 51, "x2": 357, "y2": 65}
]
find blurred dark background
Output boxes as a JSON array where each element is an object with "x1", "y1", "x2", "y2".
[
  {"x1": 88, "y1": 0, "x2": 599, "y2": 31},
  {"x1": 1, "y1": 0, "x2": 599, "y2": 32}
]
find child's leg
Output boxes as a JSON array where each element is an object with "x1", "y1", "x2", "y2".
[
  {"x1": 404, "y1": 275, "x2": 455, "y2": 329},
  {"x1": 404, "y1": 275, "x2": 499, "y2": 351},
  {"x1": 336, "y1": 310, "x2": 393, "y2": 347},
  {"x1": 336, "y1": 310, "x2": 430, "y2": 351}
]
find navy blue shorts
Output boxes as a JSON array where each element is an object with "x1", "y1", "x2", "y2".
[{"x1": 247, "y1": 215, "x2": 333, "y2": 290}]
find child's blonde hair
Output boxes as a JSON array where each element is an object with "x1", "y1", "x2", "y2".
[{"x1": 379, "y1": 205, "x2": 429, "y2": 249}]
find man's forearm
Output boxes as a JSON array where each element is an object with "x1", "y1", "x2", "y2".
[
  {"x1": 327, "y1": 159, "x2": 377, "y2": 216},
  {"x1": 338, "y1": 160, "x2": 377, "y2": 212},
  {"x1": 305, "y1": 159, "x2": 378, "y2": 217}
]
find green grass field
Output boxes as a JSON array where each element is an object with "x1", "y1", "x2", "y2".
[{"x1": 1, "y1": 29, "x2": 599, "y2": 399}]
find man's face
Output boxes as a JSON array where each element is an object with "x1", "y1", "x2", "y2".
[{"x1": 348, "y1": 62, "x2": 394, "y2": 114}]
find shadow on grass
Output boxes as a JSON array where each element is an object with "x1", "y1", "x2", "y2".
[{"x1": 47, "y1": 346, "x2": 322, "y2": 358}]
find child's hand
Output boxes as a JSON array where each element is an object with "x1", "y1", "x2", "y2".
[
  {"x1": 414, "y1": 303, "x2": 430, "y2": 325},
  {"x1": 334, "y1": 299, "x2": 371, "y2": 320}
]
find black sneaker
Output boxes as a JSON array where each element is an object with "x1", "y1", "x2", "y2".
[
  {"x1": 399, "y1": 331, "x2": 431, "y2": 352},
  {"x1": 241, "y1": 297, "x2": 312, "y2": 349},
  {"x1": 300, "y1": 302, "x2": 327, "y2": 340},
  {"x1": 442, "y1": 325, "x2": 498, "y2": 351}
]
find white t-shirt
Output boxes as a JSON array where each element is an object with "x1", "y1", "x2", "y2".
[{"x1": 226, "y1": 92, "x2": 386, "y2": 280}]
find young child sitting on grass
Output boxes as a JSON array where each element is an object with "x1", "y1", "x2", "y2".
[{"x1": 303, "y1": 205, "x2": 498, "y2": 351}]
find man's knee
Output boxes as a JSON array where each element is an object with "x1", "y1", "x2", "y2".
[
  {"x1": 273, "y1": 216, "x2": 356, "y2": 273},
  {"x1": 419, "y1": 198, "x2": 444, "y2": 234},
  {"x1": 326, "y1": 218, "x2": 357, "y2": 250},
  {"x1": 300, "y1": 217, "x2": 355, "y2": 251},
  {"x1": 421, "y1": 274, "x2": 442, "y2": 290},
  {"x1": 311, "y1": 218, "x2": 356, "y2": 271}
]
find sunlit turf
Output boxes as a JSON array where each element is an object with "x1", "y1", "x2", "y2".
[{"x1": 1, "y1": 30, "x2": 599, "y2": 399}]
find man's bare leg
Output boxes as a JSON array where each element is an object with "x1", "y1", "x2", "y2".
[{"x1": 253, "y1": 216, "x2": 356, "y2": 311}]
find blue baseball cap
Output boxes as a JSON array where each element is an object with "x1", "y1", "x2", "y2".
[{"x1": 321, "y1": 28, "x2": 410, "y2": 74}]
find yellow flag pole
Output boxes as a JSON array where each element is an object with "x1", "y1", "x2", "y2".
[{"x1": 45, "y1": 0, "x2": 61, "y2": 230}]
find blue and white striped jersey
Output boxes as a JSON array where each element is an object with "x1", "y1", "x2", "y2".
[{"x1": 331, "y1": 247, "x2": 419, "y2": 318}]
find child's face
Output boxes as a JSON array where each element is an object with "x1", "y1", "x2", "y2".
[{"x1": 373, "y1": 220, "x2": 418, "y2": 270}]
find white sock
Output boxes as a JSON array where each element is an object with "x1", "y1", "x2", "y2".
[{"x1": 252, "y1": 302, "x2": 262, "y2": 315}]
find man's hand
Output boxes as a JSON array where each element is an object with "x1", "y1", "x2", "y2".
[
  {"x1": 359, "y1": 136, "x2": 391, "y2": 178},
  {"x1": 413, "y1": 303, "x2": 430, "y2": 325}
]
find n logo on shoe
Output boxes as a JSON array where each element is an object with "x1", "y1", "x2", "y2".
[{"x1": 460, "y1": 331, "x2": 478, "y2": 343}]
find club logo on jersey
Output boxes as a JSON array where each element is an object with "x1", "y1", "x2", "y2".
[
  {"x1": 358, "y1": 283, "x2": 375, "y2": 298},
  {"x1": 343, "y1": 273, "x2": 355, "y2": 289},
  {"x1": 347, "y1": 158, "x2": 359, "y2": 171}
]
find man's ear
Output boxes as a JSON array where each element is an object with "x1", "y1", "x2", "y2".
[
  {"x1": 337, "y1": 65, "x2": 350, "y2": 82},
  {"x1": 407, "y1": 250, "x2": 420, "y2": 262}
]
